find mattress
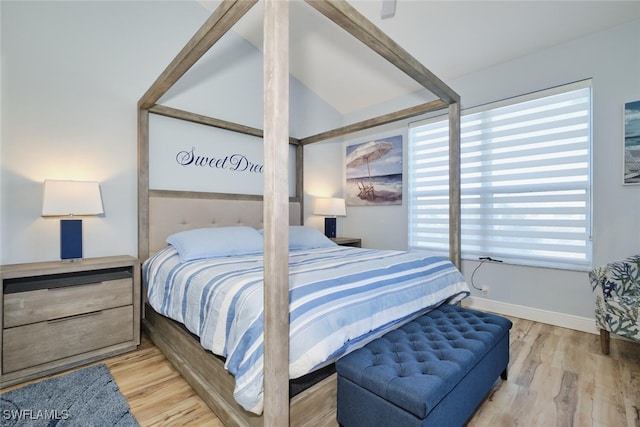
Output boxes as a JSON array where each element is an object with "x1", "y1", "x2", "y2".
[{"x1": 143, "y1": 245, "x2": 469, "y2": 414}]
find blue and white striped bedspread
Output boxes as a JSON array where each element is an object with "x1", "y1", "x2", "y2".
[{"x1": 143, "y1": 245, "x2": 469, "y2": 414}]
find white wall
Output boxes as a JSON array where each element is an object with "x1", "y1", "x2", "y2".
[
  {"x1": 0, "y1": 1, "x2": 341, "y2": 264},
  {"x1": 453, "y1": 19, "x2": 640, "y2": 326},
  {"x1": 1, "y1": 0, "x2": 196, "y2": 264},
  {"x1": 313, "y1": 19, "x2": 640, "y2": 328}
]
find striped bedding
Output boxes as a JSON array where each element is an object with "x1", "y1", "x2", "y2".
[{"x1": 143, "y1": 245, "x2": 469, "y2": 414}]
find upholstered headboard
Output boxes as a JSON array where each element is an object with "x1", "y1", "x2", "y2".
[{"x1": 148, "y1": 195, "x2": 301, "y2": 255}]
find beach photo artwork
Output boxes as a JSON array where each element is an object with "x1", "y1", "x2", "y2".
[
  {"x1": 346, "y1": 135, "x2": 402, "y2": 206},
  {"x1": 624, "y1": 100, "x2": 640, "y2": 185}
]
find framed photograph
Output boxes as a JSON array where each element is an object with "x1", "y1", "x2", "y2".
[
  {"x1": 345, "y1": 135, "x2": 402, "y2": 206},
  {"x1": 624, "y1": 100, "x2": 640, "y2": 185}
]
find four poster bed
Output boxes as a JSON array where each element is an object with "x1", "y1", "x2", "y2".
[{"x1": 138, "y1": 1, "x2": 462, "y2": 426}]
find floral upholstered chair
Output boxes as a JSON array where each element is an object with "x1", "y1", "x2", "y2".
[{"x1": 589, "y1": 255, "x2": 640, "y2": 354}]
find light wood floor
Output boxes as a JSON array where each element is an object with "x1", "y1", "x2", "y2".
[{"x1": 3, "y1": 316, "x2": 639, "y2": 426}]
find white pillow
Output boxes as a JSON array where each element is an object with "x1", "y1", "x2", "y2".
[{"x1": 166, "y1": 226, "x2": 263, "y2": 262}]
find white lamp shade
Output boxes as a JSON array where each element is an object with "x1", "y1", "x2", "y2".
[
  {"x1": 42, "y1": 179, "x2": 104, "y2": 216},
  {"x1": 314, "y1": 197, "x2": 346, "y2": 217}
]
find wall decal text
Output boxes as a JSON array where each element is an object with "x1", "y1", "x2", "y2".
[{"x1": 176, "y1": 147, "x2": 264, "y2": 174}]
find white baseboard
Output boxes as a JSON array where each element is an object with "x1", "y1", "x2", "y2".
[{"x1": 462, "y1": 297, "x2": 599, "y2": 335}]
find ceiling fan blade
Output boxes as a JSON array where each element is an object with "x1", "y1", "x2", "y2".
[{"x1": 381, "y1": 0, "x2": 396, "y2": 19}]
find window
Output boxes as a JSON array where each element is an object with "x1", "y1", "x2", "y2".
[{"x1": 408, "y1": 81, "x2": 592, "y2": 270}]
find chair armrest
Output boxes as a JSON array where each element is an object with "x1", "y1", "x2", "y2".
[{"x1": 590, "y1": 255, "x2": 640, "y2": 300}]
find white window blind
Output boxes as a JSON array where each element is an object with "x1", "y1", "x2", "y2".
[{"x1": 409, "y1": 82, "x2": 592, "y2": 270}]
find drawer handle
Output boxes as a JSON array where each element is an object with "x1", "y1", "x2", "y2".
[{"x1": 47, "y1": 310, "x2": 103, "y2": 323}]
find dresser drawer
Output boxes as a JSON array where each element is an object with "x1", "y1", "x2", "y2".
[
  {"x1": 3, "y1": 278, "x2": 132, "y2": 328},
  {"x1": 3, "y1": 305, "x2": 133, "y2": 373}
]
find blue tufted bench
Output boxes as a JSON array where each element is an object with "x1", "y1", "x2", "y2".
[{"x1": 336, "y1": 304, "x2": 512, "y2": 427}]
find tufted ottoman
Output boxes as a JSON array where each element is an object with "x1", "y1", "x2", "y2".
[{"x1": 336, "y1": 304, "x2": 512, "y2": 427}]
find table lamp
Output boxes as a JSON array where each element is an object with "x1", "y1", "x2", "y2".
[
  {"x1": 314, "y1": 197, "x2": 346, "y2": 238},
  {"x1": 42, "y1": 179, "x2": 104, "y2": 261}
]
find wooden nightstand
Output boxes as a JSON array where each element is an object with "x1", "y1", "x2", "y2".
[
  {"x1": 0, "y1": 255, "x2": 140, "y2": 387},
  {"x1": 330, "y1": 237, "x2": 362, "y2": 248}
]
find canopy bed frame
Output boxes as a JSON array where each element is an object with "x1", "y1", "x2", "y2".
[{"x1": 137, "y1": 1, "x2": 461, "y2": 425}]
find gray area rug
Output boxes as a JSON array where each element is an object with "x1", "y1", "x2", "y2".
[{"x1": 1, "y1": 364, "x2": 139, "y2": 426}]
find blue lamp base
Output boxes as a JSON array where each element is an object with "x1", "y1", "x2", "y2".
[
  {"x1": 61, "y1": 219, "x2": 83, "y2": 261},
  {"x1": 324, "y1": 217, "x2": 337, "y2": 238}
]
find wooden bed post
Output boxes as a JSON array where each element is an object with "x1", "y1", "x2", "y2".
[
  {"x1": 449, "y1": 102, "x2": 461, "y2": 269},
  {"x1": 263, "y1": 0, "x2": 290, "y2": 425},
  {"x1": 138, "y1": 108, "x2": 150, "y2": 262},
  {"x1": 296, "y1": 145, "x2": 304, "y2": 225}
]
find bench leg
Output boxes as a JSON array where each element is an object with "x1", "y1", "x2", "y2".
[
  {"x1": 600, "y1": 329, "x2": 610, "y2": 355},
  {"x1": 500, "y1": 367, "x2": 508, "y2": 380}
]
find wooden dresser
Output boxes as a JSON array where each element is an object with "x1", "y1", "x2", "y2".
[{"x1": 0, "y1": 255, "x2": 140, "y2": 387}]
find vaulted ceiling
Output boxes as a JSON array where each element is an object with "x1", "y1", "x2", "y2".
[{"x1": 198, "y1": 1, "x2": 640, "y2": 114}]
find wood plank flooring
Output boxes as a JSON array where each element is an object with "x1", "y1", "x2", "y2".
[
  {"x1": 469, "y1": 316, "x2": 639, "y2": 427},
  {"x1": 3, "y1": 315, "x2": 639, "y2": 426}
]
